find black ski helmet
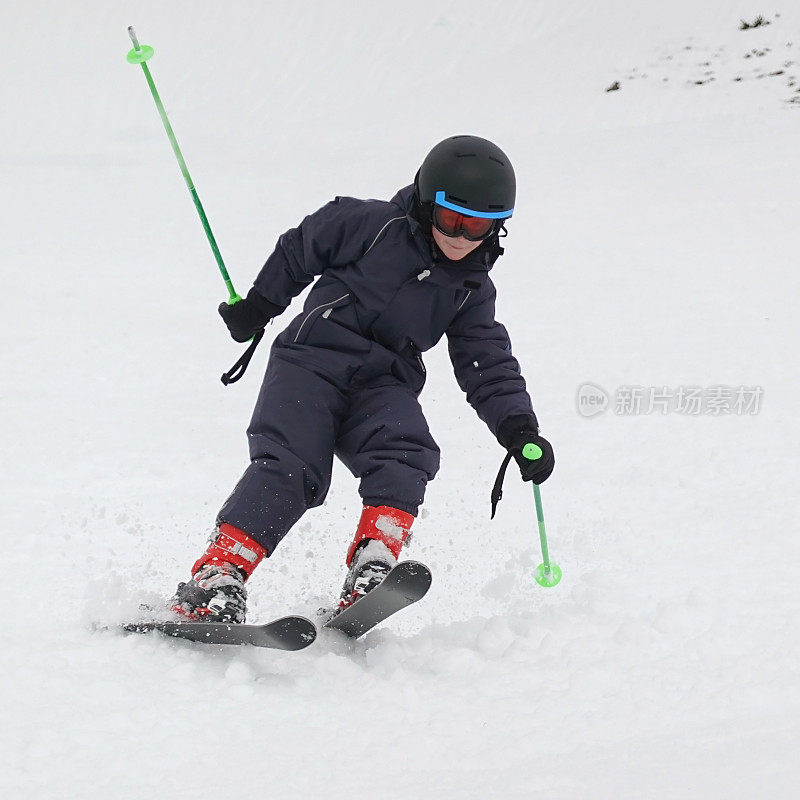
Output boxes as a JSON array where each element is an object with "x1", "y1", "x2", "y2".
[{"x1": 416, "y1": 135, "x2": 515, "y2": 220}]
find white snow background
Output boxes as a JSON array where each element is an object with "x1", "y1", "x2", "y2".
[{"x1": 2, "y1": 1, "x2": 799, "y2": 797}]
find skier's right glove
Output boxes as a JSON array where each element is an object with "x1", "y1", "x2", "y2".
[{"x1": 218, "y1": 288, "x2": 285, "y2": 343}]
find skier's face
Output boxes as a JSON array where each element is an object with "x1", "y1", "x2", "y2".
[{"x1": 431, "y1": 225, "x2": 483, "y2": 260}]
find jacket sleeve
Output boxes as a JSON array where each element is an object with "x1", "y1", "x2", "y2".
[
  {"x1": 253, "y1": 196, "x2": 383, "y2": 308},
  {"x1": 446, "y1": 282, "x2": 537, "y2": 439}
]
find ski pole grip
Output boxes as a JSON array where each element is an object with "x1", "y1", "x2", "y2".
[{"x1": 522, "y1": 443, "x2": 543, "y2": 461}]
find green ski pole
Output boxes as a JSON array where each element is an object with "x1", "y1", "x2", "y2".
[
  {"x1": 522, "y1": 443, "x2": 562, "y2": 587},
  {"x1": 125, "y1": 26, "x2": 241, "y2": 305}
]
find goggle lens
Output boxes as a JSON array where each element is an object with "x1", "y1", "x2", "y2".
[{"x1": 432, "y1": 206, "x2": 495, "y2": 241}]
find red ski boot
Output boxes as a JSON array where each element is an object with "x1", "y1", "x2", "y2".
[
  {"x1": 338, "y1": 506, "x2": 414, "y2": 611},
  {"x1": 170, "y1": 523, "x2": 267, "y2": 623}
]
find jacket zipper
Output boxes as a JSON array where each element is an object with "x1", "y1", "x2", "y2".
[{"x1": 293, "y1": 293, "x2": 350, "y2": 343}]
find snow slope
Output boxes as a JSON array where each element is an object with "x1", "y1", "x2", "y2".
[{"x1": 2, "y1": 2, "x2": 799, "y2": 797}]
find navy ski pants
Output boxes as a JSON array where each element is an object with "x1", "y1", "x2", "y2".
[{"x1": 217, "y1": 346, "x2": 440, "y2": 555}]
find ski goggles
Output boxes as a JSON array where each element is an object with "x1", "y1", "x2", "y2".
[
  {"x1": 431, "y1": 190, "x2": 513, "y2": 241},
  {"x1": 432, "y1": 205, "x2": 498, "y2": 241}
]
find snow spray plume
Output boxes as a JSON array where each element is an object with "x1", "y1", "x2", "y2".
[{"x1": 125, "y1": 27, "x2": 262, "y2": 384}]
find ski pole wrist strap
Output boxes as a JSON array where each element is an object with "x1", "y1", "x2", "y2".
[
  {"x1": 221, "y1": 329, "x2": 265, "y2": 385},
  {"x1": 490, "y1": 451, "x2": 514, "y2": 519}
]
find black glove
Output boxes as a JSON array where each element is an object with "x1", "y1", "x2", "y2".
[
  {"x1": 218, "y1": 288, "x2": 285, "y2": 343},
  {"x1": 497, "y1": 414, "x2": 555, "y2": 484}
]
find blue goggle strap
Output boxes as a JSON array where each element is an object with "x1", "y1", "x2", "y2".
[{"x1": 434, "y1": 190, "x2": 513, "y2": 219}]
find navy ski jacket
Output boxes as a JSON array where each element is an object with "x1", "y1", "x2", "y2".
[{"x1": 252, "y1": 184, "x2": 536, "y2": 439}]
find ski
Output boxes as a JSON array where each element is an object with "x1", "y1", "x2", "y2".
[
  {"x1": 120, "y1": 562, "x2": 429, "y2": 646},
  {"x1": 325, "y1": 560, "x2": 431, "y2": 638},
  {"x1": 123, "y1": 615, "x2": 317, "y2": 650}
]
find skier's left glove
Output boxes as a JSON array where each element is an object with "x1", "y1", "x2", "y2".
[
  {"x1": 218, "y1": 288, "x2": 285, "y2": 343},
  {"x1": 497, "y1": 415, "x2": 555, "y2": 484}
]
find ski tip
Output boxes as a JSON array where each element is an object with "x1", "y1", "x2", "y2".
[
  {"x1": 390, "y1": 560, "x2": 432, "y2": 593},
  {"x1": 280, "y1": 616, "x2": 317, "y2": 650},
  {"x1": 396, "y1": 560, "x2": 431, "y2": 575}
]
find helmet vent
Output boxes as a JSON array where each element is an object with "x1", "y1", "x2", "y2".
[
  {"x1": 447, "y1": 194, "x2": 469, "y2": 204},
  {"x1": 488, "y1": 204, "x2": 505, "y2": 210},
  {"x1": 488, "y1": 156, "x2": 506, "y2": 166}
]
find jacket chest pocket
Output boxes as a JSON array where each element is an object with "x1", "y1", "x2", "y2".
[{"x1": 293, "y1": 293, "x2": 352, "y2": 344}]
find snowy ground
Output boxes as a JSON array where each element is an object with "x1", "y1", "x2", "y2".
[{"x1": 3, "y1": 2, "x2": 799, "y2": 798}]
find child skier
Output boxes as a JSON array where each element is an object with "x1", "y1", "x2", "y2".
[{"x1": 171, "y1": 135, "x2": 555, "y2": 623}]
